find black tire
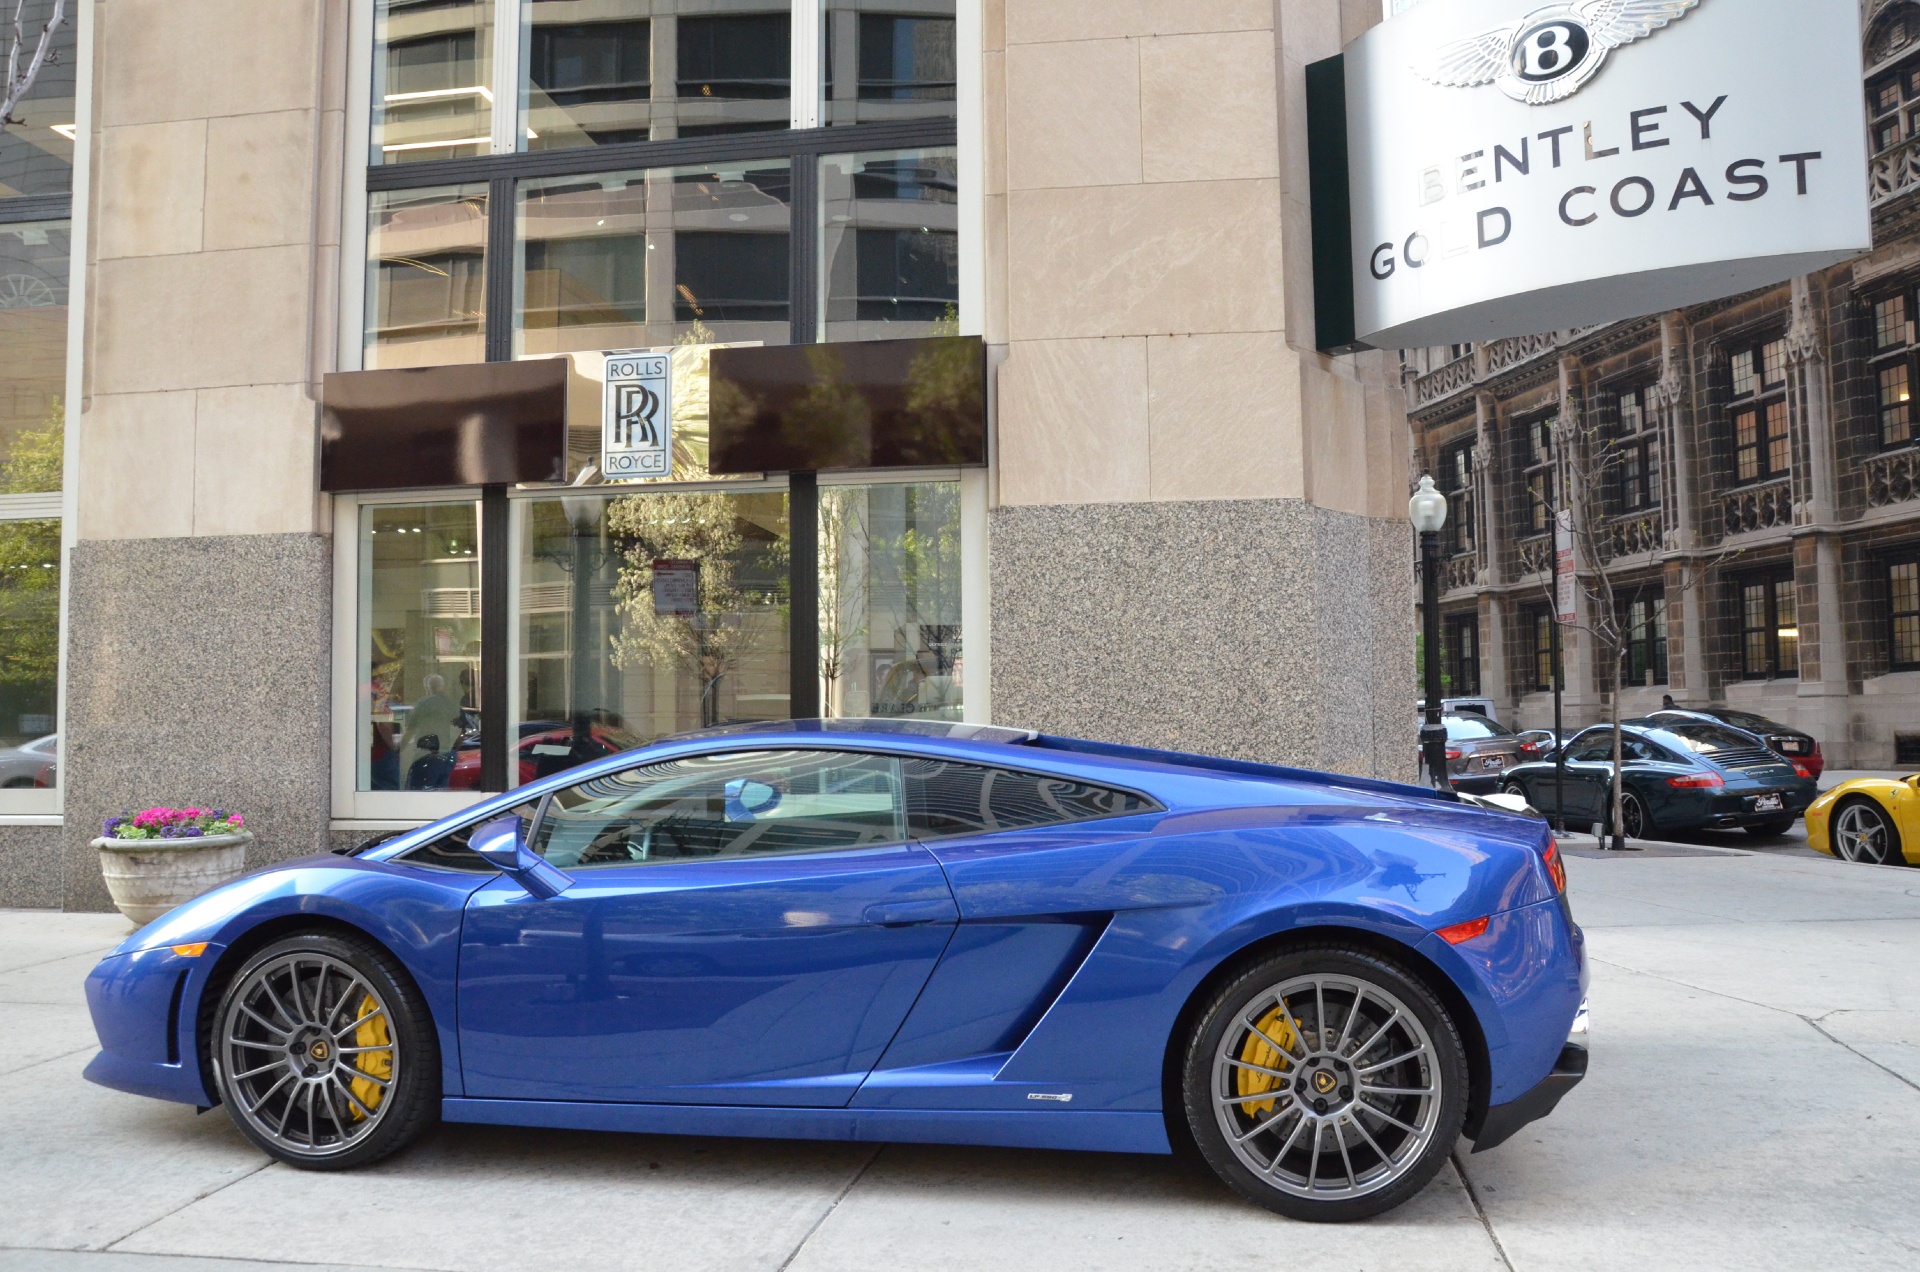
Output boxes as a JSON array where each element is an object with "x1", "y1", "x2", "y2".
[
  {"x1": 211, "y1": 932, "x2": 439, "y2": 1170},
  {"x1": 1180, "y1": 944, "x2": 1469, "y2": 1223},
  {"x1": 1744, "y1": 818, "x2": 1796, "y2": 837},
  {"x1": 1500, "y1": 780, "x2": 1530, "y2": 801},
  {"x1": 1600, "y1": 791, "x2": 1651, "y2": 840},
  {"x1": 1830, "y1": 797, "x2": 1904, "y2": 866}
]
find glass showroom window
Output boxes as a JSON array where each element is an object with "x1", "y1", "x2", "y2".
[
  {"x1": 354, "y1": 0, "x2": 967, "y2": 802},
  {"x1": 515, "y1": 161, "x2": 793, "y2": 357},
  {"x1": 366, "y1": 185, "x2": 490, "y2": 368},
  {"x1": 373, "y1": 0, "x2": 495, "y2": 163},
  {"x1": 356, "y1": 503, "x2": 484, "y2": 792},
  {"x1": 821, "y1": 148, "x2": 957, "y2": 342},
  {"x1": 823, "y1": 1, "x2": 956, "y2": 126},
  {"x1": 511, "y1": 487, "x2": 791, "y2": 786}
]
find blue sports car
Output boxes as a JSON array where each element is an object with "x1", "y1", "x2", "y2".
[{"x1": 83, "y1": 720, "x2": 1588, "y2": 1223}]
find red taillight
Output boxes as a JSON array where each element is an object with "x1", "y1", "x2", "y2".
[
  {"x1": 1542, "y1": 842, "x2": 1567, "y2": 894},
  {"x1": 1791, "y1": 760, "x2": 1813, "y2": 780},
  {"x1": 1668, "y1": 772, "x2": 1725, "y2": 789},
  {"x1": 1445, "y1": 749, "x2": 1463, "y2": 761},
  {"x1": 1437, "y1": 915, "x2": 1491, "y2": 945}
]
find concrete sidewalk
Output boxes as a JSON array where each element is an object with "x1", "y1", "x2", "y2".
[{"x1": 4, "y1": 845, "x2": 1918, "y2": 1271}]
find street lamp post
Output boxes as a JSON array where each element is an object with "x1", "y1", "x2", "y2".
[{"x1": 1410, "y1": 476, "x2": 1450, "y2": 791}]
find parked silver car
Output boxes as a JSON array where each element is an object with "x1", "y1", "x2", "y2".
[
  {"x1": 1420, "y1": 715, "x2": 1526, "y2": 793},
  {"x1": 0, "y1": 734, "x2": 56, "y2": 789}
]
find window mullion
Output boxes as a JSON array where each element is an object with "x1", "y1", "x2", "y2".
[
  {"x1": 485, "y1": 174, "x2": 516, "y2": 362},
  {"x1": 792, "y1": 0, "x2": 823, "y2": 130},
  {"x1": 492, "y1": 0, "x2": 525, "y2": 156}
]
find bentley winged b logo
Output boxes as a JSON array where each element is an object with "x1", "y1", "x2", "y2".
[{"x1": 1414, "y1": 0, "x2": 1705, "y2": 104}]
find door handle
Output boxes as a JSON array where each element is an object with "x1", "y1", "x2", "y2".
[{"x1": 863, "y1": 899, "x2": 957, "y2": 927}]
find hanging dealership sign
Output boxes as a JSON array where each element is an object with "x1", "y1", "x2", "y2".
[
  {"x1": 1555, "y1": 509, "x2": 1577, "y2": 623},
  {"x1": 601, "y1": 349, "x2": 674, "y2": 479},
  {"x1": 1310, "y1": 0, "x2": 1872, "y2": 351}
]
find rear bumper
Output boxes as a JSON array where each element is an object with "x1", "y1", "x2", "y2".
[{"x1": 1470, "y1": 1039, "x2": 1588, "y2": 1152}]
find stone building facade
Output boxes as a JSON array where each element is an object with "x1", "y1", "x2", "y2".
[{"x1": 1405, "y1": 0, "x2": 1920, "y2": 770}]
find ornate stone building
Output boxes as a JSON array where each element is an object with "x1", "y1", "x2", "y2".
[{"x1": 1406, "y1": 0, "x2": 1920, "y2": 770}]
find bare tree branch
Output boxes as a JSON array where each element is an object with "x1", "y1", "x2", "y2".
[{"x1": 0, "y1": 1, "x2": 67, "y2": 129}]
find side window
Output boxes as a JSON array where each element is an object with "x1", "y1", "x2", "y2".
[
  {"x1": 399, "y1": 800, "x2": 540, "y2": 872},
  {"x1": 531, "y1": 750, "x2": 906, "y2": 870},
  {"x1": 904, "y1": 757, "x2": 1158, "y2": 840},
  {"x1": 1621, "y1": 738, "x2": 1662, "y2": 763},
  {"x1": 1570, "y1": 735, "x2": 1615, "y2": 763}
]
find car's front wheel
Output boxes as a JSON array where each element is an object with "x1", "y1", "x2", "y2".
[
  {"x1": 1181, "y1": 945, "x2": 1468, "y2": 1223},
  {"x1": 211, "y1": 932, "x2": 438, "y2": 1169},
  {"x1": 1831, "y1": 798, "x2": 1904, "y2": 866}
]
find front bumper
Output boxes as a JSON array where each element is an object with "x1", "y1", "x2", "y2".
[{"x1": 1470, "y1": 996, "x2": 1588, "y2": 1152}]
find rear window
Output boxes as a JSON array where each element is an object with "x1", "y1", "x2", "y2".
[
  {"x1": 1661, "y1": 723, "x2": 1762, "y2": 754},
  {"x1": 1711, "y1": 710, "x2": 1772, "y2": 733},
  {"x1": 1443, "y1": 716, "x2": 1512, "y2": 740}
]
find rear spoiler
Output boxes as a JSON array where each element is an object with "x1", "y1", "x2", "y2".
[{"x1": 1022, "y1": 734, "x2": 1460, "y2": 805}]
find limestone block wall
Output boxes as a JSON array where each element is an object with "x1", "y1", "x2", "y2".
[{"x1": 984, "y1": 1, "x2": 1416, "y2": 778}]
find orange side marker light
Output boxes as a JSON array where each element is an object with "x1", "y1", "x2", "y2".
[
  {"x1": 1436, "y1": 916, "x2": 1491, "y2": 946},
  {"x1": 170, "y1": 943, "x2": 208, "y2": 958}
]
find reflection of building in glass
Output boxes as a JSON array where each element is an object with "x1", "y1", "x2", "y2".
[
  {"x1": 821, "y1": 148, "x2": 957, "y2": 343},
  {"x1": 1403, "y1": 0, "x2": 1920, "y2": 767},
  {"x1": 0, "y1": 1, "x2": 76, "y2": 197}
]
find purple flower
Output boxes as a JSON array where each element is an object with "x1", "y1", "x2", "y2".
[
  {"x1": 103, "y1": 817, "x2": 123, "y2": 836},
  {"x1": 182, "y1": 827, "x2": 204, "y2": 838}
]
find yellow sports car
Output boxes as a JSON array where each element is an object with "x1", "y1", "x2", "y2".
[{"x1": 1806, "y1": 775, "x2": 1920, "y2": 866}]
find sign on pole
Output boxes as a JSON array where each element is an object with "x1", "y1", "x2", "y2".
[
  {"x1": 1555, "y1": 509, "x2": 1577, "y2": 624},
  {"x1": 1316, "y1": 0, "x2": 1871, "y2": 349},
  {"x1": 602, "y1": 350, "x2": 673, "y2": 479}
]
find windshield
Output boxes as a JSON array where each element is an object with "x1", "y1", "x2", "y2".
[
  {"x1": 1444, "y1": 716, "x2": 1513, "y2": 740},
  {"x1": 1661, "y1": 723, "x2": 1766, "y2": 755}
]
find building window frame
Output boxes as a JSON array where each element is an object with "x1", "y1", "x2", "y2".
[
  {"x1": 1727, "y1": 336, "x2": 1791, "y2": 485},
  {"x1": 1870, "y1": 286, "x2": 1919, "y2": 450},
  {"x1": 1618, "y1": 589, "x2": 1668, "y2": 688},
  {"x1": 1443, "y1": 611, "x2": 1480, "y2": 697},
  {"x1": 1736, "y1": 568, "x2": 1800, "y2": 681},
  {"x1": 1889, "y1": 552, "x2": 1920, "y2": 673},
  {"x1": 1518, "y1": 412, "x2": 1556, "y2": 538},
  {"x1": 1525, "y1": 606, "x2": 1556, "y2": 694},
  {"x1": 1610, "y1": 383, "x2": 1662, "y2": 512},
  {"x1": 1439, "y1": 438, "x2": 1475, "y2": 557}
]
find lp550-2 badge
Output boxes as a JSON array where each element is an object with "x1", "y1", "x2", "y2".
[
  {"x1": 602, "y1": 351, "x2": 673, "y2": 479},
  {"x1": 1417, "y1": 0, "x2": 1704, "y2": 105}
]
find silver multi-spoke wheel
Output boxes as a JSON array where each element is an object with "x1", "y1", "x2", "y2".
[
  {"x1": 1210, "y1": 974, "x2": 1442, "y2": 1204},
  {"x1": 219, "y1": 952, "x2": 399, "y2": 1160},
  {"x1": 1833, "y1": 800, "x2": 1899, "y2": 865}
]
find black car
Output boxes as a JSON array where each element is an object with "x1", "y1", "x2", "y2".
[
  {"x1": 1645, "y1": 707, "x2": 1823, "y2": 778},
  {"x1": 1499, "y1": 721, "x2": 1819, "y2": 838}
]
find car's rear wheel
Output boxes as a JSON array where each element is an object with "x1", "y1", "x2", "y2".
[
  {"x1": 1500, "y1": 780, "x2": 1529, "y2": 801},
  {"x1": 1181, "y1": 945, "x2": 1468, "y2": 1223},
  {"x1": 1831, "y1": 798, "x2": 1903, "y2": 866},
  {"x1": 1599, "y1": 791, "x2": 1650, "y2": 840},
  {"x1": 212, "y1": 932, "x2": 438, "y2": 1169}
]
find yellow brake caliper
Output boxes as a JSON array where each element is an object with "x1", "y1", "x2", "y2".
[
  {"x1": 348, "y1": 993, "x2": 393, "y2": 1120},
  {"x1": 1233, "y1": 1007, "x2": 1298, "y2": 1116}
]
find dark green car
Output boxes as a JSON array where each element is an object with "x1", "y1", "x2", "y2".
[{"x1": 1499, "y1": 720, "x2": 1818, "y2": 838}]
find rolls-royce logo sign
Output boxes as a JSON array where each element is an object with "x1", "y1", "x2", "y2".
[
  {"x1": 602, "y1": 351, "x2": 673, "y2": 479},
  {"x1": 1416, "y1": 0, "x2": 1704, "y2": 104}
]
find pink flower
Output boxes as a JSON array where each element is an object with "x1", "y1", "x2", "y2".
[{"x1": 229, "y1": 815, "x2": 244, "y2": 828}]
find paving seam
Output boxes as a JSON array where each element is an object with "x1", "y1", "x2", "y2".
[
  {"x1": 0, "y1": 1247, "x2": 443, "y2": 1272},
  {"x1": 97, "y1": 1161, "x2": 278, "y2": 1255},
  {"x1": 1591, "y1": 956, "x2": 1920, "y2": 1097},
  {"x1": 0, "y1": 1044, "x2": 97, "y2": 1079},
  {"x1": 774, "y1": 1144, "x2": 883, "y2": 1272},
  {"x1": 1802, "y1": 1015, "x2": 1920, "y2": 1095},
  {"x1": 1448, "y1": 1151, "x2": 1517, "y2": 1272}
]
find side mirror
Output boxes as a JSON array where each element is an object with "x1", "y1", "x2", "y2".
[
  {"x1": 470, "y1": 815, "x2": 573, "y2": 900},
  {"x1": 724, "y1": 778, "x2": 782, "y2": 822}
]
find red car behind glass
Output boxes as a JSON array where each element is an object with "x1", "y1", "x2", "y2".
[{"x1": 448, "y1": 722, "x2": 643, "y2": 790}]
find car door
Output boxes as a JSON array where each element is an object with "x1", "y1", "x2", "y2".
[
  {"x1": 1562, "y1": 731, "x2": 1620, "y2": 824},
  {"x1": 458, "y1": 748, "x2": 960, "y2": 1106}
]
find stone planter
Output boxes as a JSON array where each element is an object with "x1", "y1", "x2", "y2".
[{"x1": 91, "y1": 832, "x2": 254, "y2": 926}]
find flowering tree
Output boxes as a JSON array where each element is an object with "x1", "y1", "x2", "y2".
[{"x1": 0, "y1": 1, "x2": 66, "y2": 128}]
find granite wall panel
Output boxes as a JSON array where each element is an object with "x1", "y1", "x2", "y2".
[
  {"x1": 62, "y1": 534, "x2": 332, "y2": 912},
  {"x1": 989, "y1": 499, "x2": 1416, "y2": 781},
  {"x1": 0, "y1": 826, "x2": 63, "y2": 909}
]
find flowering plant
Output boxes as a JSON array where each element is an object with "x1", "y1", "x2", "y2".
[{"x1": 102, "y1": 807, "x2": 246, "y2": 841}]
